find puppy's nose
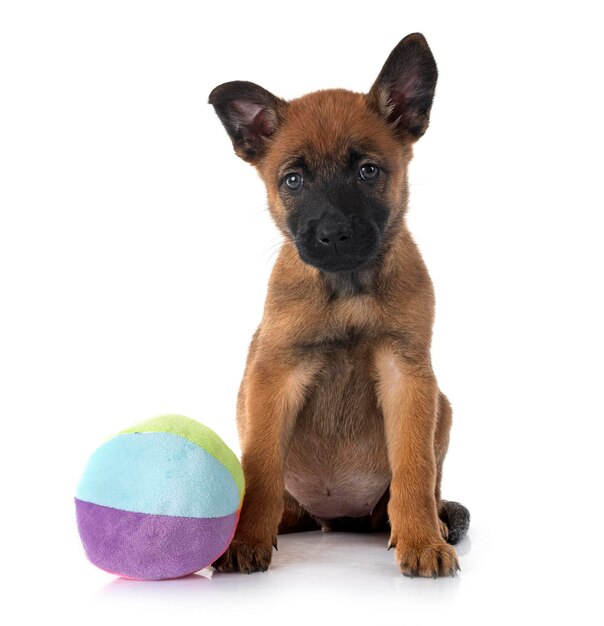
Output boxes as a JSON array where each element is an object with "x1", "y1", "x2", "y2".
[{"x1": 316, "y1": 221, "x2": 353, "y2": 246}]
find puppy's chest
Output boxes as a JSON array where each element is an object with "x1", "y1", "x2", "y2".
[
  {"x1": 284, "y1": 339, "x2": 391, "y2": 519},
  {"x1": 294, "y1": 293, "x2": 393, "y2": 354}
]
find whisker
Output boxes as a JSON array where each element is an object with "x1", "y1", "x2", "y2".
[{"x1": 250, "y1": 206, "x2": 271, "y2": 218}]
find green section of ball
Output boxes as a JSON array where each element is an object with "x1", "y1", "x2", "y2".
[{"x1": 119, "y1": 414, "x2": 244, "y2": 497}]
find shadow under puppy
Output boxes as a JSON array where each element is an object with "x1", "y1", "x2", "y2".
[{"x1": 209, "y1": 33, "x2": 470, "y2": 578}]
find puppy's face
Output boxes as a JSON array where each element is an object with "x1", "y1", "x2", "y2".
[
  {"x1": 210, "y1": 34, "x2": 437, "y2": 274},
  {"x1": 258, "y1": 91, "x2": 407, "y2": 273}
]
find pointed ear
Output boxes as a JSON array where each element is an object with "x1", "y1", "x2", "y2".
[
  {"x1": 208, "y1": 81, "x2": 288, "y2": 163},
  {"x1": 367, "y1": 33, "x2": 438, "y2": 140}
]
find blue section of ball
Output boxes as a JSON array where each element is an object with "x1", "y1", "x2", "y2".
[{"x1": 76, "y1": 431, "x2": 240, "y2": 518}]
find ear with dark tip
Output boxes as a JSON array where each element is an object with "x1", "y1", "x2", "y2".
[
  {"x1": 208, "y1": 81, "x2": 288, "y2": 163},
  {"x1": 367, "y1": 33, "x2": 438, "y2": 140}
]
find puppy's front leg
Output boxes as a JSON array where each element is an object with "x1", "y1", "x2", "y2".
[
  {"x1": 374, "y1": 345, "x2": 459, "y2": 578},
  {"x1": 214, "y1": 353, "x2": 318, "y2": 573}
]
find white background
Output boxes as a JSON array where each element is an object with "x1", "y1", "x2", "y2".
[{"x1": 1, "y1": 1, "x2": 603, "y2": 624}]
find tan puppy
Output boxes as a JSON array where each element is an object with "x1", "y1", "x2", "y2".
[{"x1": 209, "y1": 33, "x2": 469, "y2": 578}]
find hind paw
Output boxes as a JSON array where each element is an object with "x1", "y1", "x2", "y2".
[{"x1": 439, "y1": 500, "x2": 470, "y2": 545}]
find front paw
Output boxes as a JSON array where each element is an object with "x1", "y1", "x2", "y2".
[
  {"x1": 391, "y1": 538, "x2": 460, "y2": 578},
  {"x1": 213, "y1": 537, "x2": 275, "y2": 574}
]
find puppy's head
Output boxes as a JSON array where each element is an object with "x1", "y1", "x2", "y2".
[{"x1": 209, "y1": 33, "x2": 437, "y2": 274}]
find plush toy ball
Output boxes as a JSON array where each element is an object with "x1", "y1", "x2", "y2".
[{"x1": 75, "y1": 414, "x2": 244, "y2": 580}]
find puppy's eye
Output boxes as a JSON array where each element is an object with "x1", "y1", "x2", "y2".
[
  {"x1": 359, "y1": 164, "x2": 380, "y2": 181},
  {"x1": 284, "y1": 173, "x2": 303, "y2": 190}
]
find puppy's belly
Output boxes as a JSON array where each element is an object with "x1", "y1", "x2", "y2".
[
  {"x1": 284, "y1": 452, "x2": 390, "y2": 519},
  {"x1": 283, "y1": 347, "x2": 391, "y2": 519}
]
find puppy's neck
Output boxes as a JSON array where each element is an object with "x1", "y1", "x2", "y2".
[{"x1": 320, "y1": 267, "x2": 376, "y2": 300}]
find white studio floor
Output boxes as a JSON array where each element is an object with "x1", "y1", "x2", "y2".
[{"x1": 11, "y1": 516, "x2": 598, "y2": 626}]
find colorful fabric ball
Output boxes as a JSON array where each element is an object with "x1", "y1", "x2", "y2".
[{"x1": 75, "y1": 414, "x2": 244, "y2": 580}]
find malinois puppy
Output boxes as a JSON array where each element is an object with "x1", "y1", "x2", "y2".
[{"x1": 209, "y1": 33, "x2": 470, "y2": 578}]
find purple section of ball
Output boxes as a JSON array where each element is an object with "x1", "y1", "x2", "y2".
[{"x1": 75, "y1": 499, "x2": 239, "y2": 580}]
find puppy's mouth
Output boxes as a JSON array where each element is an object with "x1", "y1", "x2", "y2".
[{"x1": 295, "y1": 247, "x2": 377, "y2": 273}]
